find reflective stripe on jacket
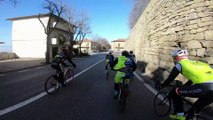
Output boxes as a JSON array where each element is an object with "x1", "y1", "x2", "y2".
[{"x1": 179, "y1": 59, "x2": 213, "y2": 84}]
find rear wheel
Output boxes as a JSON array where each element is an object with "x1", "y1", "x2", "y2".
[
  {"x1": 106, "y1": 65, "x2": 110, "y2": 80},
  {"x1": 118, "y1": 89, "x2": 127, "y2": 113},
  {"x1": 153, "y1": 91, "x2": 171, "y2": 117},
  {"x1": 44, "y1": 75, "x2": 60, "y2": 95}
]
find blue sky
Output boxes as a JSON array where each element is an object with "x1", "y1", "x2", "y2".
[{"x1": 0, "y1": 0, "x2": 132, "y2": 52}]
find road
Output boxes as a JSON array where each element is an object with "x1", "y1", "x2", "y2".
[{"x1": 0, "y1": 54, "x2": 169, "y2": 120}]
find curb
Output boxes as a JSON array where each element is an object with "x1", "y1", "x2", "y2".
[{"x1": 0, "y1": 64, "x2": 48, "y2": 74}]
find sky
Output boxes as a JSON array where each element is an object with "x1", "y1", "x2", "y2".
[{"x1": 0, "y1": 0, "x2": 132, "y2": 52}]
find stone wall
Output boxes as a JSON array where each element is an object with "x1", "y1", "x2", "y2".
[
  {"x1": 0, "y1": 52, "x2": 18, "y2": 60},
  {"x1": 125, "y1": 0, "x2": 213, "y2": 82}
]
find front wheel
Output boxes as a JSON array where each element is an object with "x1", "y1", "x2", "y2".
[
  {"x1": 64, "y1": 69, "x2": 74, "y2": 85},
  {"x1": 44, "y1": 75, "x2": 60, "y2": 95},
  {"x1": 153, "y1": 91, "x2": 171, "y2": 117}
]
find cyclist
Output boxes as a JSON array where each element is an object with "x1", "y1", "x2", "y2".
[
  {"x1": 129, "y1": 50, "x2": 136, "y2": 62},
  {"x1": 60, "y1": 46, "x2": 76, "y2": 68},
  {"x1": 129, "y1": 50, "x2": 137, "y2": 79},
  {"x1": 51, "y1": 47, "x2": 76, "y2": 86},
  {"x1": 156, "y1": 49, "x2": 213, "y2": 120},
  {"x1": 105, "y1": 51, "x2": 114, "y2": 72},
  {"x1": 112, "y1": 50, "x2": 137, "y2": 99}
]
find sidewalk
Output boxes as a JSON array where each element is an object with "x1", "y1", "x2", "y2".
[
  {"x1": 0, "y1": 58, "x2": 47, "y2": 74},
  {"x1": 0, "y1": 55, "x2": 91, "y2": 74}
]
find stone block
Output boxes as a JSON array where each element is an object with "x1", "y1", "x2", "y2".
[
  {"x1": 187, "y1": 40, "x2": 202, "y2": 48},
  {"x1": 204, "y1": 31, "x2": 213, "y2": 40},
  {"x1": 197, "y1": 48, "x2": 206, "y2": 57},
  {"x1": 205, "y1": 48, "x2": 213, "y2": 57},
  {"x1": 202, "y1": 41, "x2": 213, "y2": 48},
  {"x1": 204, "y1": 57, "x2": 213, "y2": 64},
  {"x1": 188, "y1": 12, "x2": 198, "y2": 20},
  {"x1": 193, "y1": 32, "x2": 204, "y2": 40}
]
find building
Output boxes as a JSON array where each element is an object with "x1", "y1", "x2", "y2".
[
  {"x1": 8, "y1": 13, "x2": 74, "y2": 59},
  {"x1": 74, "y1": 38, "x2": 99, "y2": 54},
  {"x1": 111, "y1": 39, "x2": 126, "y2": 52}
]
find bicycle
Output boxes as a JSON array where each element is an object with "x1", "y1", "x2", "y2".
[
  {"x1": 153, "y1": 81, "x2": 210, "y2": 120},
  {"x1": 44, "y1": 65, "x2": 74, "y2": 95},
  {"x1": 117, "y1": 77, "x2": 130, "y2": 113},
  {"x1": 106, "y1": 64, "x2": 111, "y2": 80}
]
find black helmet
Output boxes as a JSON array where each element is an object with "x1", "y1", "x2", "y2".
[{"x1": 122, "y1": 50, "x2": 129, "y2": 57}]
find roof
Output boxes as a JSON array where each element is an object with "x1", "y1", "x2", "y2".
[
  {"x1": 83, "y1": 38, "x2": 92, "y2": 42},
  {"x1": 7, "y1": 13, "x2": 51, "y2": 21},
  {"x1": 111, "y1": 39, "x2": 126, "y2": 42},
  {"x1": 7, "y1": 13, "x2": 73, "y2": 26}
]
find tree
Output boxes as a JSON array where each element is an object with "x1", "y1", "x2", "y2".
[
  {"x1": 38, "y1": 0, "x2": 65, "y2": 63},
  {"x1": 0, "y1": 0, "x2": 18, "y2": 7},
  {"x1": 73, "y1": 11, "x2": 91, "y2": 55},
  {"x1": 128, "y1": 0, "x2": 150, "y2": 29},
  {"x1": 63, "y1": 5, "x2": 76, "y2": 57},
  {"x1": 93, "y1": 35, "x2": 111, "y2": 52}
]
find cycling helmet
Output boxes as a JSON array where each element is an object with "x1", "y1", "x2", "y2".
[
  {"x1": 122, "y1": 50, "x2": 129, "y2": 57},
  {"x1": 171, "y1": 49, "x2": 188, "y2": 57},
  {"x1": 171, "y1": 49, "x2": 188, "y2": 62}
]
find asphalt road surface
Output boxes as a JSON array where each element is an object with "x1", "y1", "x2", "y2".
[{"x1": 0, "y1": 54, "x2": 170, "y2": 120}]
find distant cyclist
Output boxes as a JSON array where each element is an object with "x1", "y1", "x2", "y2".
[
  {"x1": 105, "y1": 51, "x2": 114, "y2": 72},
  {"x1": 129, "y1": 50, "x2": 136, "y2": 62},
  {"x1": 156, "y1": 49, "x2": 213, "y2": 120},
  {"x1": 112, "y1": 50, "x2": 137, "y2": 99},
  {"x1": 51, "y1": 47, "x2": 76, "y2": 86}
]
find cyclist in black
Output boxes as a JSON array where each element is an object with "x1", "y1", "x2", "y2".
[
  {"x1": 51, "y1": 47, "x2": 76, "y2": 86},
  {"x1": 156, "y1": 49, "x2": 213, "y2": 120},
  {"x1": 105, "y1": 51, "x2": 114, "y2": 72}
]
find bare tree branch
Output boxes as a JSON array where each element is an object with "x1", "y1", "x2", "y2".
[
  {"x1": 128, "y1": 0, "x2": 150, "y2": 29},
  {"x1": 0, "y1": 0, "x2": 19, "y2": 7},
  {"x1": 39, "y1": 0, "x2": 65, "y2": 63}
]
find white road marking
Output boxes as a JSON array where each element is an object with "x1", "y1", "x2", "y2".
[
  {"x1": 0, "y1": 59, "x2": 105, "y2": 116},
  {"x1": 18, "y1": 69, "x2": 30, "y2": 73},
  {"x1": 35, "y1": 66, "x2": 43, "y2": 69},
  {"x1": 134, "y1": 72, "x2": 158, "y2": 95}
]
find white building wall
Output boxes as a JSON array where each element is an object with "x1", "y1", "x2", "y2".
[{"x1": 12, "y1": 17, "x2": 48, "y2": 58}]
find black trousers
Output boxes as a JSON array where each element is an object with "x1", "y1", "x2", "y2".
[{"x1": 171, "y1": 83, "x2": 213, "y2": 118}]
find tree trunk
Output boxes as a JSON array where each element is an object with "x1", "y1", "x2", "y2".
[{"x1": 46, "y1": 35, "x2": 51, "y2": 63}]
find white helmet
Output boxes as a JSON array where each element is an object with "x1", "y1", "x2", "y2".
[{"x1": 171, "y1": 49, "x2": 188, "y2": 57}]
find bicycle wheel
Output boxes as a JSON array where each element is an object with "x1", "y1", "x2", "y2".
[
  {"x1": 44, "y1": 75, "x2": 60, "y2": 95},
  {"x1": 64, "y1": 69, "x2": 74, "y2": 85},
  {"x1": 118, "y1": 89, "x2": 127, "y2": 113},
  {"x1": 106, "y1": 65, "x2": 110, "y2": 80},
  {"x1": 153, "y1": 91, "x2": 171, "y2": 117}
]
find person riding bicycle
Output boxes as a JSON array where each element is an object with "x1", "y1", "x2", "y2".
[
  {"x1": 129, "y1": 50, "x2": 136, "y2": 62},
  {"x1": 112, "y1": 50, "x2": 137, "y2": 99},
  {"x1": 156, "y1": 49, "x2": 213, "y2": 120},
  {"x1": 51, "y1": 47, "x2": 76, "y2": 86},
  {"x1": 105, "y1": 51, "x2": 114, "y2": 72}
]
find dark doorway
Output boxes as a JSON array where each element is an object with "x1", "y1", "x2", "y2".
[{"x1": 52, "y1": 47, "x2": 58, "y2": 58}]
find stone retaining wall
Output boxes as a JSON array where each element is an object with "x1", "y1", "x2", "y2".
[
  {"x1": 0, "y1": 52, "x2": 18, "y2": 60},
  {"x1": 125, "y1": 0, "x2": 213, "y2": 82}
]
